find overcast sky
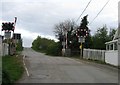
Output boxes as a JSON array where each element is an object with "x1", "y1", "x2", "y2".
[{"x1": 1, "y1": 0, "x2": 119, "y2": 47}]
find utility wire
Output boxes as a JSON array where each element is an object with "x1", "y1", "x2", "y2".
[
  {"x1": 89, "y1": 0, "x2": 110, "y2": 25},
  {"x1": 76, "y1": 0, "x2": 92, "y2": 22}
]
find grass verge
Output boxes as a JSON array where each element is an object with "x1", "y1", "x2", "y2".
[{"x1": 2, "y1": 55, "x2": 24, "y2": 84}]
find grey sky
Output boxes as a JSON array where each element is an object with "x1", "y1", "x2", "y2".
[{"x1": 1, "y1": 0, "x2": 119, "y2": 47}]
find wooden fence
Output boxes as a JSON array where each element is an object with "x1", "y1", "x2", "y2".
[{"x1": 83, "y1": 49, "x2": 105, "y2": 62}]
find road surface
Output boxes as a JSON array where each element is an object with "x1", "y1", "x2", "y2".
[{"x1": 18, "y1": 48, "x2": 118, "y2": 83}]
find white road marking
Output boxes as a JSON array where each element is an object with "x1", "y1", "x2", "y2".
[{"x1": 23, "y1": 55, "x2": 30, "y2": 77}]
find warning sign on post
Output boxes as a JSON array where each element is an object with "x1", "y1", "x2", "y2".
[
  {"x1": 78, "y1": 37, "x2": 85, "y2": 43},
  {"x1": 4, "y1": 32, "x2": 11, "y2": 39}
]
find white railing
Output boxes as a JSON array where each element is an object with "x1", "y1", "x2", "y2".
[
  {"x1": 3, "y1": 43, "x2": 9, "y2": 56},
  {"x1": 0, "y1": 42, "x2": 2, "y2": 56},
  {"x1": 83, "y1": 49, "x2": 105, "y2": 62},
  {"x1": 0, "y1": 43, "x2": 8, "y2": 56},
  {"x1": 105, "y1": 50, "x2": 118, "y2": 66}
]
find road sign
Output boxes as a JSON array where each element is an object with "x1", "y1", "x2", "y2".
[
  {"x1": 78, "y1": 37, "x2": 85, "y2": 43},
  {"x1": 4, "y1": 32, "x2": 11, "y2": 39},
  {"x1": 2, "y1": 22, "x2": 14, "y2": 31}
]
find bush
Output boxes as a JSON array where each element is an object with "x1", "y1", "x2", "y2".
[
  {"x1": 32, "y1": 36, "x2": 62, "y2": 56},
  {"x1": 16, "y1": 41, "x2": 23, "y2": 51},
  {"x1": 2, "y1": 69, "x2": 11, "y2": 85},
  {"x1": 46, "y1": 43, "x2": 61, "y2": 56}
]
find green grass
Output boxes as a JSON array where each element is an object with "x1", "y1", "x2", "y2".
[{"x1": 2, "y1": 55, "x2": 24, "y2": 84}]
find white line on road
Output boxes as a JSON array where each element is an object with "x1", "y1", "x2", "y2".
[{"x1": 23, "y1": 55, "x2": 30, "y2": 77}]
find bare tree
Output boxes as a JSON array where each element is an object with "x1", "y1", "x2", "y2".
[{"x1": 54, "y1": 19, "x2": 77, "y2": 40}]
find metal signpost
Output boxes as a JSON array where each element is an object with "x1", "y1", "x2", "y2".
[
  {"x1": 79, "y1": 37, "x2": 85, "y2": 57},
  {"x1": 1, "y1": 17, "x2": 17, "y2": 55},
  {"x1": 76, "y1": 25, "x2": 89, "y2": 58}
]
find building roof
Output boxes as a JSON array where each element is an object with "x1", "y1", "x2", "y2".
[
  {"x1": 105, "y1": 39, "x2": 118, "y2": 44},
  {"x1": 113, "y1": 25, "x2": 120, "y2": 40}
]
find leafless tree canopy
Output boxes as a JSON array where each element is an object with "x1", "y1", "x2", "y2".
[{"x1": 54, "y1": 19, "x2": 77, "y2": 39}]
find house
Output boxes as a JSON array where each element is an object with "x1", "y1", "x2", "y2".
[{"x1": 105, "y1": 2, "x2": 120, "y2": 66}]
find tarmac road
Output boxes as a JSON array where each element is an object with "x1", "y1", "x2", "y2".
[{"x1": 17, "y1": 48, "x2": 118, "y2": 83}]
